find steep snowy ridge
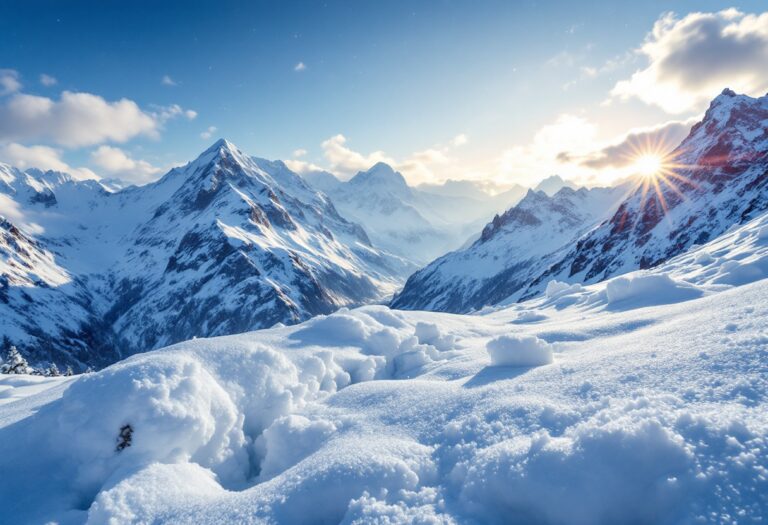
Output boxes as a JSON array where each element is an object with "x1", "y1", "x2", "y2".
[
  {"x1": 0, "y1": 140, "x2": 410, "y2": 368},
  {"x1": 395, "y1": 89, "x2": 768, "y2": 312},
  {"x1": 304, "y1": 163, "x2": 527, "y2": 264},
  {"x1": 392, "y1": 184, "x2": 627, "y2": 312}
]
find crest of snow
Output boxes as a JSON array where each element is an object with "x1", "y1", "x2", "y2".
[
  {"x1": 604, "y1": 273, "x2": 703, "y2": 307},
  {"x1": 486, "y1": 334, "x2": 554, "y2": 367}
]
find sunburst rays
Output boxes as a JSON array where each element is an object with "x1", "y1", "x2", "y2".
[{"x1": 615, "y1": 133, "x2": 700, "y2": 220}]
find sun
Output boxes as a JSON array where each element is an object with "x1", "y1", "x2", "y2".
[{"x1": 634, "y1": 154, "x2": 663, "y2": 178}]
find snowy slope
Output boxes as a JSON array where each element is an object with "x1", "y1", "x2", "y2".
[
  {"x1": 303, "y1": 163, "x2": 526, "y2": 265},
  {"x1": 392, "y1": 185, "x2": 627, "y2": 312},
  {"x1": 1, "y1": 207, "x2": 767, "y2": 524},
  {"x1": 0, "y1": 140, "x2": 411, "y2": 368}
]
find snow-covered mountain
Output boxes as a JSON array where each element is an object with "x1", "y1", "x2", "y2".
[
  {"x1": 391, "y1": 185, "x2": 627, "y2": 312},
  {"x1": 0, "y1": 140, "x2": 410, "y2": 369},
  {"x1": 302, "y1": 163, "x2": 527, "y2": 264},
  {"x1": 394, "y1": 89, "x2": 768, "y2": 312}
]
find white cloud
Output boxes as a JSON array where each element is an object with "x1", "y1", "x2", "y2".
[
  {"x1": 292, "y1": 148, "x2": 308, "y2": 158},
  {"x1": 318, "y1": 133, "x2": 471, "y2": 184},
  {"x1": 200, "y1": 126, "x2": 217, "y2": 139},
  {"x1": 90, "y1": 145, "x2": 163, "y2": 184},
  {"x1": 0, "y1": 92, "x2": 196, "y2": 148},
  {"x1": 610, "y1": 9, "x2": 768, "y2": 114},
  {"x1": 161, "y1": 75, "x2": 177, "y2": 86},
  {"x1": 0, "y1": 91, "x2": 157, "y2": 147},
  {"x1": 294, "y1": 62, "x2": 307, "y2": 72},
  {"x1": 0, "y1": 142, "x2": 97, "y2": 181},
  {"x1": 284, "y1": 159, "x2": 325, "y2": 174},
  {"x1": 498, "y1": 114, "x2": 599, "y2": 185},
  {"x1": 577, "y1": 118, "x2": 696, "y2": 169},
  {"x1": 0, "y1": 193, "x2": 44, "y2": 234},
  {"x1": 152, "y1": 103, "x2": 196, "y2": 122},
  {"x1": 321, "y1": 134, "x2": 395, "y2": 178},
  {"x1": 450, "y1": 134, "x2": 469, "y2": 147},
  {"x1": 497, "y1": 114, "x2": 700, "y2": 186},
  {"x1": 39, "y1": 74, "x2": 57, "y2": 87},
  {"x1": 0, "y1": 69, "x2": 21, "y2": 96}
]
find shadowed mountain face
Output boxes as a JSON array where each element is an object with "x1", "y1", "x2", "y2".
[
  {"x1": 0, "y1": 140, "x2": 410, "y2": 369},
  {"x1": 393, "y1": 90, "x2": 768, "y2": 312},
  {"x1": 391, "y1": 185, "x2": 627, "y2": 312}
]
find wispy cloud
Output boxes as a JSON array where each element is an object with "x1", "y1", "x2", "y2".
[
  {"x1": 161, "y1": 74, "x2": 177, "y2": 86},
  {"x1": 200, "y1": 126, "x2": 217, "y2": 139},
  {"x1": 294, "y1": 62, "x2": 307, "y2": 72},
  {"x1": 575, "y1": 119, "x2": 696, "y2": 169},
  {"x1": 0, "y1": 69, "x2": 21, "y2": 96},
  {"x1": 152, "y1": 104, "x2": 197, "y2": 122},
  {"x1": 0, "y1": 91, "x2": 157, "y2": 147},
  {"x1": 0, "y1": 142, "x2": 97, "y2": 181},
  {"x1": 90, "y1": 145, "x2": 163, "y2": 184},
  {"x1": 321, "y1": 134, "x2": 395, "y2": 177},
  {"x1": 450, "y1": 134, "x2": 468, "y2": 147},
  {"x1": 0, "y1": 91, "x2": 197, "y2": 148},
  {"x1": 498, "y1": 114, "x2": 598, "y2": 186},
  {"x1": 315, "y1": 132, "x2": 470, "y2": 184},
  {"x1": 39, "y1": 74, "x2": 57, "y2": 87}
]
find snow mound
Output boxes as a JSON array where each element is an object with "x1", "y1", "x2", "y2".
[
  {"x1": 486, "y1": 334, "x2": 554, "y2": 367},
  {"x1": 512, "y1": 310, "x2": 548, "y2": 323},
  {"x1": 605, "y1": 273, "x2": 702, "y2": 308},
  {"x1": 460, "y1": 416, "x2": 692, "y2": 524},
  {"x1": 545, "y1": 280, "x2": 584, "y2": 299}
]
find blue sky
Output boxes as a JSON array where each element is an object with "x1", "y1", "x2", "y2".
[{"x1": 1, "y1": 1, "x2": 767, "y2": 186}]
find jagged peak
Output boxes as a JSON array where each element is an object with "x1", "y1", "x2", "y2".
[
  {"x1": 185, "y1": 138, "x2": 256, "y2": 175},
  {"x1": 683, "y1": 88, "x2": 768, "y2": 150},
  {"x1": 203, "y1": 138, "x2": 240, "y2": 155},
  {"x1": 349, "y1": 162, "x2": 409, "y2": 189},
  {"x1": 520, "y1": 188, "x2": 549, "y2": 201},
  {"x1": 705, "y1": 88, "x2": 766, "y2": 114}
]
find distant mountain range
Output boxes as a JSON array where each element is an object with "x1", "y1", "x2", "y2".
[
  {"x1": 300, "y1": 163, "x2": 529, "y2": 264},
  {"x1": 393, "y1": 89, "x2": 768, "y2": 312}
]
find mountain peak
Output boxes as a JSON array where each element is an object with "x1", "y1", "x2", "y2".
[
  {"x1": 350, "y1": 162, "x2": 409, "y2": 191},
  {"x1": 203, "y1": 138, "x2": 240, "y2": 156},
  {"x1": 534, "y1": 175, "x2": 578, "y2": 196}
]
